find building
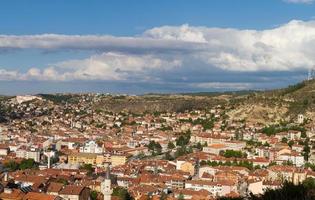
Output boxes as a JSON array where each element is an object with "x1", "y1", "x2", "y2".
[
  {"x1": 16, "y1": 148, "x2": 41, "y2": 162},
  {"x1": 79, "y1": 141, "x2": 103, "y2": 154},
  {"x1": 68, "y1": 153, "x2": 104, "y2": 166},
  {"x1": 110, "y1": 154, "x2": 127, "y2": 167},
  {"x1": 58, "y1": 185, "x2": 90, "y2": 200},
  {"x1": 297, "y1": 114, "x2": 304, "y2": 124},
  {"x1": 101, "y1": 167, "x2": 112, "y2": 200},
  {"x1": 185, "y1": 179, "x2": 236, "y2": 197}
]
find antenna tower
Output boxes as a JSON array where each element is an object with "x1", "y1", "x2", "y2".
[{"x1": 308, "y1": 66, "x2": 315, "y2": 80}]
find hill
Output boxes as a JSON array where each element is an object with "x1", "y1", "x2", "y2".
[{"x1": 227, "y1": 79, "x2": 315, "y2": 124}]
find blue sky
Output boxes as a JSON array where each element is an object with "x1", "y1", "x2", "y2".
[{"x1": 1, "y1": 0, "x2": 315, "y2": 94}]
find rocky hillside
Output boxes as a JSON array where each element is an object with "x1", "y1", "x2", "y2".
[
  {"x1": 93, "y1": 95, "x2": 229, "y2": 113},
  {"x1": 227, "y1": 79, "x2": 315, "y2": 124},
  {"x1": 2, "y1": 79, "x2": 315, "y2": 124}
]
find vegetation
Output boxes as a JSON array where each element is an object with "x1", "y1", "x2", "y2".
[
  {"x1": 79, "y1": 164, "x2": 95, "y2": 175},
  {"x1": 90, "y1": 191, "x2": 98, "y2": 200},
  {"x1": 4, "y1": 159, "x2": 38, "y2": 171},
  {"x1": 174, "y1": 146, "x2": 193, "y2": 158},
  {"x1": 220, "y1": 150, "x2": 247, "y2": 158},
  {"x1": 39, "y1": 94, "x2": 80, "y2": 104},
  {"x1": 176, "y1": 130, "x2": 191, "y2": 147},
  {"x1": 167, "y1": 141, "x2": 175, "y2": 150},
  {"x1": 282, "y1": 81, "x2": 306, "y2": 95},
  {"x1": 200, "y1": 160, "x2": 255, "y2": 170},
  {"x1": 179, "y1": 117, "x2": 215, "y2": 130},
  {"x1": 261, "y1": 124, "x2": 306, "y2": 136},
  {"x1": 112, "y1": 187, "x2": 133, "y2": 200},
  {"x1": 147, "y1": 141, "x2": 162, "y2": 155}
]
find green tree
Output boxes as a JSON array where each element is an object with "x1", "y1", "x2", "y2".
[
  {"x1": 281, "y1": 137, "x2": 288, "y2": 143},
  {"x1": 303, "y1": 177, "x2": 315, "y2": 189},
  {"x1": 4, "y1": 160, "x2": 19, "y2": 171},
  {"x1": 164, "y1": 151, "x2": 174, "y2": 161},
  {"x1": 90, "y1": 191, "x2": 98, "y2": 200},
  {"x1": 288, "y1": 140, "x2": 294, "y2": 148},
  {"x1": 178, "y1": 193, "x2": 184, "y2": 200},
  {"x1": 19, "y1": 159, "x2": 38, "y2": 170},
  {"x1": 195, "y1": 142, "x2": 203, "y2": 150},
  {"x1": 303, "y1": 139, "x2": 311, "y2": 161},
  {"x1": 167, "y1": 142, "x2": 175, "y2": 150},
  {"x1": 79, "y1": 164, "x2": 94, "y2": 175},
  {"x1": 112, "y1": 187, "x2": 133, "y2": 200}
]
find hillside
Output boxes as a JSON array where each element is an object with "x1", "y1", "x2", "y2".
[
  {"x1": 227, "y1": 79, "x2": 315, "y2": 124},
  {"x1": 1, "y1": 79, "x2": 315, "y2": 124},
  {"x1": 93, "y1": 95, "x2": 229, "y2": 113}
]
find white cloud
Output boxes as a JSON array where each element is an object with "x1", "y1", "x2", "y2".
[
  {"x1": 1, "y1": 19, "x2": 315, "y2": 90},
  {"x1": 0, "y1": 52, "x2": 181, "y2": 81},
  {"x1": 283, "y1": 0, "x2": 314, "y2": 4}
]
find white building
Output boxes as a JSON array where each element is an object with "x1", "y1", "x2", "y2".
[
  {"x1": 297, "y1": 114, "x2": 304, "y2": 124},
  {"x1": 247, "y1": 179, "x2": 263, "y2": 195},
  {"x1": 16, "y1": 148, "x2": 41, "y2": 162},
  {"x1": 277, "y1": 153, "x2": 304, "y2": 167},
  {"x1": 79, "y1": 141, "x2": 103, "y2": 154},
  {"x1": 185, "y1": 179, "x2": 236, "y2": 197},
  {"x1": 101, "y1": 168, "x2": 112, "y2": 200}
]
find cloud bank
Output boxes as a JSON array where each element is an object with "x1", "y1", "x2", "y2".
[
  {"x1": 283, "y1": 0, "x2": 314, "y2": 4},
  {"x1": 1, "y1": 20, "x2": 315, "y2": 90}
]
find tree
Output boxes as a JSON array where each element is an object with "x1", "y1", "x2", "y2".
[
  {"x1": 281, "y1": 137, "x2": 288, "y2": 143},
  {"x1": 288, "y1": 140, "x2": 294, "y2": 148},
  {"x1": 160, "y1": 192, "x2": 167, "y2": 200},
  {"x1": 147, "y1": 141, "x2": 162, "y2": 155},
  {"x1": 176, "y1": 136, "x2": 187, "y2": 147},
  {"x1": 303, "y1": 177, "x2": 315, "y2": 189},
  {"x1": 4, "y1": 160, "x2": 19, "y2": 171},
  {"x1": 178, "y1": 193, "x2": 184, "y2": 200},
  {"x1": 176, "y1": 130, "x2": 191, "y2": 147},
  {"x1": 167, "y1": 142, "x2": 175, "y2": 150},
  {"x1": 303, "y1": 139, "x2": 311, "y2": 161},
  {"x1": 112, "y1": 187, "x2": 133, "y2": 200},
  {"x1": 164, "y1": 151, "x2": 174, "y2": 161},
  {"x1": 90, "y1": 191, "x2": 98, "y2": 200},
  {"x1": 195, "y1": 142, "x2": 203, "y2": 150},
  {"x1": 155, "y1": 142, "x2": 162, "y2": 154},
  {"x1": 221, "y1": 150, "x2": 245, "y2": 158},
  {"x1": 148, "y1": 141, "x2": 156, "y2": 151},
  {"x1": 19, "y1": 159, "x2": 38, "y2": 170},
  {"x1": 79, "y1": 164, "x2": 94, "y2": 175}
]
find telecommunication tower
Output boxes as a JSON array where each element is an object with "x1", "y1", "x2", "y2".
[{"x1": 307, "y1": 66, "x2": 315, "y2": 80}]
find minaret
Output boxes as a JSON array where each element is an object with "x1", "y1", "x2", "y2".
[
  {"x1": 47, "y1": 153, "x2": 51, "y2": 169},
  {"x1": 101, "y1": 166, "x2": 112, "y2": 200}
]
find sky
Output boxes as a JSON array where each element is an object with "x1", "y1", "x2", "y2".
[{"x1": 1, "y1": 0, "x2": 315, "y2": 95}]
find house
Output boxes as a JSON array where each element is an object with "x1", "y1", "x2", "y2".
[
  {"x1": 58, "y1": 185, "x2": 90, "y2": 200},
  {"x1": 16, "y1": 148, "x2": 41, "y2": 162},
  {"x1": 247, "y1": 179, "x2": 263, "y2": 195},
  {"x1": 68, "y1": 153, "x2": 104, "y2": 166},
  {"x1": 22, "y1": 192, "x2": 61, "y2": 200},
  {"x1": 79, "y1": 141, "x2": 103, "y2": 154},
  {"x1": 185, "y1": 179, "x2": 237, "y2": 197},
  {"x1": 46, "y1": 182, "x2": 64, "y2": 195},
  {"x1": 0, "y1": 189, "x2": 25, "y2": 200},
  {"x1": 173, "y1": 189, "x2": 212, "y2": 200},
  {"x1": 176, "y1": 160, "x2": 195, "y2": 176}
]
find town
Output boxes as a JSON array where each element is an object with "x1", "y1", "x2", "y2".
[{"x1": 0, "y1": 91, "x2": 314, "y2": 200}]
